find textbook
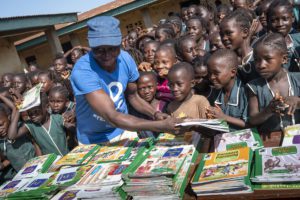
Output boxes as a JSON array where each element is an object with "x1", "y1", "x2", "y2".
[
  {"x1": 191, "y1": 147, "x2": 253, "y2": 196},
  {"x1": 214, "y1": 128, "x2": 263, "y2": 152},
  {"x1": 13, "y1": 154, "x2": 59, "y2": 179},
  {"x1": 176, "y1": 118, "x2": 230, "y2": 132},
  {"x1": 156, "y1": 132, "x2": 200, "y2": 147},
  {"x1": 88, "y1": 146, "x2": 132, "y2": 164},
  {"x1": 0, "y1": 179, "x2": 30, "y2": 198},
  {"x1": 123, "y1": 144, "x2": 198, "y2": 199},
  {"x1": 252, "y1": 145, "x2": 300, "y2": 183},
  {"x1": 282, "y1": 124, "x2": 300, "y2": 146},
  {"x1": 18, "y1": 83, "x2": 42, "y2": 112},
  {"x1": 53, "y1": 144, "x2": 100, "y2": 168}
]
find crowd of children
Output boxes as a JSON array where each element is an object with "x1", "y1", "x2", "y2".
[{"x1": 1, "y1": 0, "x2": 300, "y2": 185}]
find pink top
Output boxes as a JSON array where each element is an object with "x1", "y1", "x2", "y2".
[{"x1": 156, "y1": 77, "x2": 174, "y2": 102}]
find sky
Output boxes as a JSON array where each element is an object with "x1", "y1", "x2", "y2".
[{"x1": 0, "y1": 0, "x2": 114, "y2": 18}]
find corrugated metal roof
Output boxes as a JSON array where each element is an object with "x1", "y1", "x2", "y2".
[{"x1": 0, "y1": 12, "x2": 78, "y2": 20}]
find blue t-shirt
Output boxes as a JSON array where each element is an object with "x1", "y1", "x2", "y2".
[{"x1": 71, "y1": 50, "x2": 139, "y2": 144}]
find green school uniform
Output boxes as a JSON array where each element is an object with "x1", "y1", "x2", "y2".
[
  {"x1": 25, "y1": 114, "x2": 69, "y2": 156},
  {"x1": 212, "y1": 77, "x2": 248, "y2": 131},
  {"x1": 0, "y1": 136, "x2": 35, "y2": 184},
  {"x1": 247, "y1": 72, "x2": 300, "y2": 133}
]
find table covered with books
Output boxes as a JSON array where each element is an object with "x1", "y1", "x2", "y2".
[{"x1": 1, "y1": 120, "x2": 300, "y2": 200}]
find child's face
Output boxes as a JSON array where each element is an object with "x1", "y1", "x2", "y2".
[
  {"x1": 13, "y1": 76, "x2": 26, "y2": 94},
  {"x1": 188, "y1": 7, "x2": 198, "y2": 19},
  {"x1": 0, "y1": 113, "x2": 9, "y2": 137},
  {"x1": 181, "y1": 39, "x2": 198, "y2": 63},
  {"x1": 268, "y1": 6, "x2": 294, "y2": 37},
  {"x1": 233, "y1": 0, "x2": 249, "y2": 10},
  {"x1": 210, "y1": 33, "x2": 225, "y2": 53},
  {"x1": 71, "y1": 50, "x2": 82, "y2": 64},
  {"x1": 257, "y1": 2, "x2": 271, "y2": 29},
  {"x1": 30, "y1": 75, "x2": 40, "y2": 86},
  {"x1": 27, "y1": 106, "x2": 46, "y2": 124},
  {"x1": 49, "y1": 92, "x2": 68, "y2": 114},
  {"x1": 217, "y1": 10, "x2": 227, "y2": 24},
  {"x1": 154, "y1": 50, "x2": 176, "y2": 78},
  {"x1": 187, "y1": 19, "x2": 203, "y2": 41},
  {"x1": 194, "y1": 65, "x2": 209, "y2": 91},
  {"x1": 2, "y1": 75, "x2": 12, "y2": 88},
  {"x1": 254, "y1": 44, "x2": 287, "y2": 80},
  {"x1": 168, "y1": 69, "x2": 193, "y2": 102},
  {"x1": 143, "y1": 43, "x2": 159, "y2": 64},
  {"x1": 54, "y1": 58, "x2": 67, "y2": 74},
  {"x1": 181, "y1": 9, "x2": 189, "y2": 22},
  {"x1": 207, "y1": 57, "x2": 236, "y2": 90},
  {"x1": 137, "y1": 75, "x2": 157, "y2": 103},
  {"x1": 128, "y1": 31, "x2": 138, "y2": 47},
  {"x1": 38, "y1": 75, "x2": 53, "y2": 93},
  {"x1": 220, "y1": 18, "x2": 246, "y2": 51},
  {"x1": 155, "y1": 29, "x2": 169, "y2": 43}
]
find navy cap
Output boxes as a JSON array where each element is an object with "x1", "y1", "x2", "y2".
[{"x1": 87, "y1": 16, "x2": 122, "y2": 48}]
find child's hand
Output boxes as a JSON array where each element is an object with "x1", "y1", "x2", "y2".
[
  {"x1": 284, "y1": 96, "x2": 300, "y2": 115},
  {"x1": 138, "y1": 62, "x2": 152, "y2": 72},
  {"x1": 153, "y1": 111, "x2": 169, "y2": 120},
  {"x1": 266, "y1": 93, "x2": 287, "y2": 115},
  {"x1": 63, "y1": 111, "x2": 76, "y2": 123},
  {"x1": 206, "y1": 104, "x2": 226, "y2": 119}
]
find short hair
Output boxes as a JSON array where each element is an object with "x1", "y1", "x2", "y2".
[
  {"x1": 54, "y1": 53, "x2": 67, "y2": 63},
  {"x1": 156, "y1": 45, "x2": 177, "y2": 59},
  {"x1": 13, "y1": 73, "x2": 27, "y2": 81},
  {"x1": 160, "y1": 38, "x2": 176, "y2": 49},
  {"x1": 208, "y1": 49, "x2": 239, "y2": 69},
  {"x1": 168, "y1": 62, "x2": 195, "y2": 80},
  {"x1": 175, "y1": 35, "x2": 195, "y2": 61},
  {"x1": 221, "y1": 8, "x2": 253, "y2": 30},
  {"x1": 49, "y1": 86, "x2": 70, "y2": 99},
  {"x1": 187, "y1": 16, "x2": 207, "y2": 32},
  {"x1": 217, "y1": 4, "x2": 231, "y2": 15},
  {"x1": 255, "y1": 0, "x2": 273, "y2": 16},
  {"x1": 192, "y1": 54, "x2": 210, "y2": 67},
  {"x1": 0, "y1": 103, "x2": 11, "y2": 116},
  {"x1": 253, "y1": 32, "x2": 288, "y2": 54},
  {"x1": 138, "y1": 71, "x2": 158, "y2": 83},
  {"x1": 38, "y1": 71, "x2": 55, "y2": 81},
  {"x1": 155, "y1": 24, "x2": 176, "y2": 39},
  {"x1": 267, "y1": 0, "x2": 293, "y2": 22},
  {"x1": 166, "y1": 16, "x2": 183, "y2": 32}
]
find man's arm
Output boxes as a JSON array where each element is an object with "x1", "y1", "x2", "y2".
[
  {"x1": 85, "y1": 89, "x2": 178, "y2": 132},
  {"x1": 125, "y1": 82, "x2": 156, "y2": 118}
]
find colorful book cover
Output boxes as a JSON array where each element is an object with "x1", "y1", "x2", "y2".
[
  {"x1": 16, "y1": 173, "x2": 55, "y2": 192},
  {"x1": 54, "y1": 144, "x2": 99, "y2": 167},
  {"x1": 88, "y1": 146, "x2": 131, "y2": 163},
  {"x1": 51, "y1": 189, "x2": 81, "y2": 200},
  {"x1": 214, "y1": 128, "x2": 263, "y2": 152},
  {"x1": 13, "y1": 154, "x2": 58, "y2": 179},
  {"x1": 282, "y1": 124, "x2": 300, "y2": 146},
  {"x1": 193, "y1": 147, "x2": 251, "y2": 183},
  {"x1": 0, "y1": 179, "x2": 30, "y2": 197},
  {"x1": 254, "y1": 145, "x2": 300, "y2": 179}
]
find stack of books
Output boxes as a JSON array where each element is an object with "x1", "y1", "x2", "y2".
[
  {"x1": 122, "y1": 145, "x2": 198, "y2": 199},
  {"x1": 191, "y1": 147, "x2": 253, "y2": 196},
  {"x1": 52, "y1": 162, "x2": 129, "y2": 200},
  {"x1": 214, "y1": 128, "x2": 263, "y2": 152},
  {"x1": 251, "y1": 145, "x2": 300, "y2": 189}
]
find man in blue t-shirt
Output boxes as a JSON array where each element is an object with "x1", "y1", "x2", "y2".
[{"x1": 71, "y1": 16, "x2": 179, "y2": 144}]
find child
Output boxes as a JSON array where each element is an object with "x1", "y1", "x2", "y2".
[
  {"x1": 192, "y1": 56, "x2": 213, "y2": 98},
  {"x1": 2, "y1": 73, "x2": 13, "y2": 88},
  {"x1": 138, "y1": 40, "x2": 160, "y2": 72},
  {"x1": 166, "y1": 62, "x2": 211, "y2": 152},
  {"x1": 8, "y1": 93, "x2": 71, "y2": 156},
  {"x1": 38, "y1": 71, "x2": 54, "y2": 93},
  {"x1": 0, "y1": 95, "x2": 36, "y2": 182},
  {"x1": 220, "y1": 8, "x2": 260, "y2": 83},
  {"x1": 176, "y1": 35, "x2": 200, "y2": 63},
  {"x1": 267, "y1": 0, "x2": 300, "y2": 72},
  {"x1": 53, "y1": 55, "x2": 71, "y2": 80},
  {"x1": 12, "y1": 73, "x2": 27, "y2": 94},
  {"x1": 153, "y1": 45, "x2": 177, "y2": 102},
  {"x1": 28, "y1": 71, "x2": 40, "y2": 87},
  {"x1": 206, "y1": 49, "x2": 248, "y2": 131},
  {"x1": 216, "y1": 4, "x2": 231, "y2": 24},
  {"x1": 137, "y1": 71, "x2": 167, "y2": 113},
  {"x1": 48, "y1": 86, "x2": 74, "y2": 114},
  {"x1": 209, "y1": 31, "x2": 225, "y2": 53},
  {"x1": 155, "y1": 24, "x2": 176, "y2": 43},
  {"x1": 255, "y1": 0, "x2": 273, "y2": 38},
  {"x1": 247, "y1": 33, "x2": 300, "y2": 147},
  {"x1": 186, "y1": 16, "x2": 209, "y2": 52}
]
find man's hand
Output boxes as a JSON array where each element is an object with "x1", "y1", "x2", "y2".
[{"x1": 153, "y1": 111, "x2": 170, "y2": 120}]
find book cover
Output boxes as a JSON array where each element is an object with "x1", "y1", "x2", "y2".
[{"x1": 282, "y1": 124, "x2": 300, "y2": 147}]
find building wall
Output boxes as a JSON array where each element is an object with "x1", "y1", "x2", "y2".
[
  {"x1": 17, "y1": 0, "x2": 185, "y2": 69},
  {"x1": 0, "y1": 38, "x2": 23, "y2": 74}
]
